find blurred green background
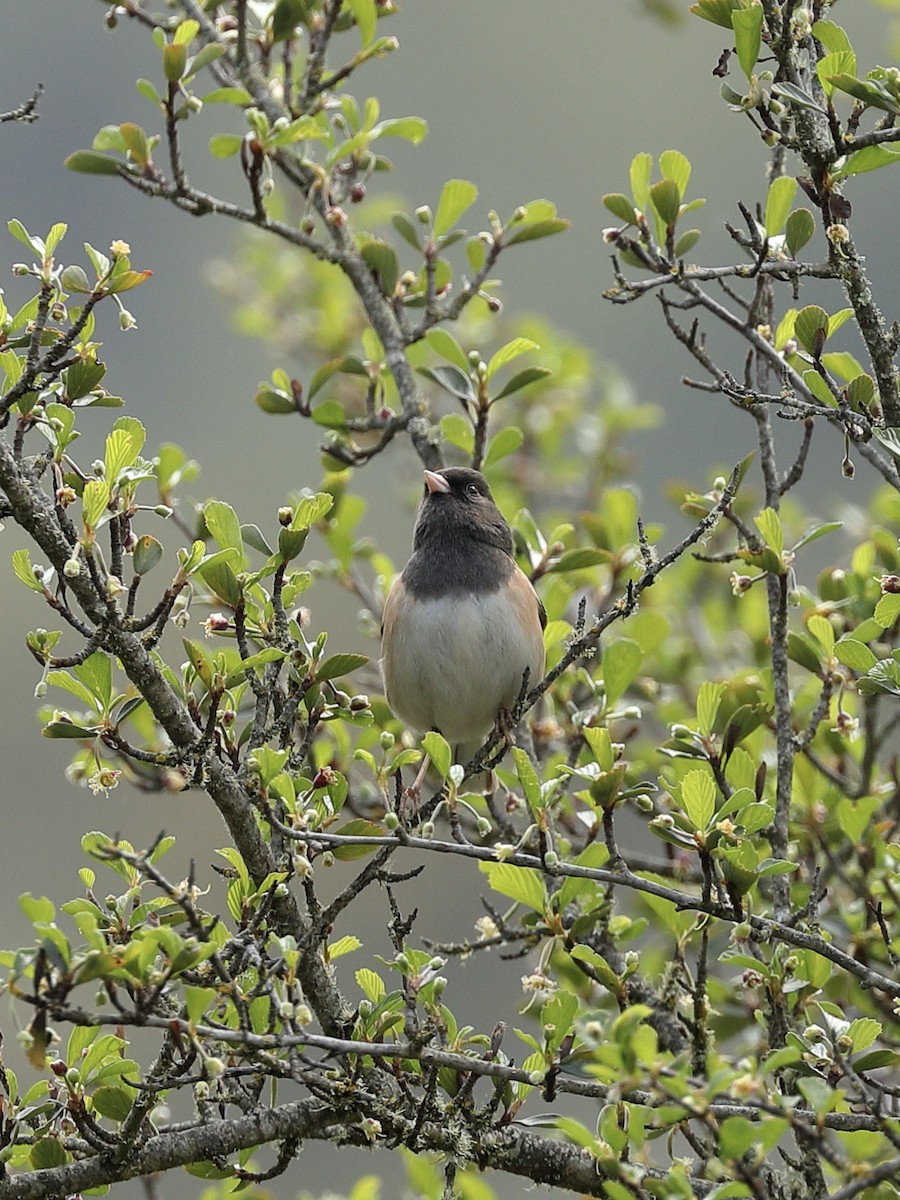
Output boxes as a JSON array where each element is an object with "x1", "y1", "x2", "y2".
[{"x1": 0, "y1": 2, "x2": 897, "y2": 1196}]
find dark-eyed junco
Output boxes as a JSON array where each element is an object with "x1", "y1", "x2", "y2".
[{"x1": 381, "y1": 467, "x2": 546, "y2": 770}]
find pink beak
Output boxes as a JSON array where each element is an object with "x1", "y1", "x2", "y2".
[{"x1": 423, "y1": 470, "x2": 450, "y2": 494}]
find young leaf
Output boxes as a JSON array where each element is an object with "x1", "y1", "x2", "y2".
[
  {"x1": 732, "y1": 5, "x2": 763, "y2": 79},
  {"x1": 421, "y1": 731, "x2": 451, "y2": 779},
  {"x1": 764, "y1": 176, "x2": 797, "y2": 237},
  {"x1": 433, "y1": 179, "x2": 478, "y2": 237},
  {"x1": 785, "y1": 208, "x2": 815, "y2": 256},
  {"x1": 486, "y1": 337, "x2": 538, "y2": 381},
  {"x1": 680, "y1": 768, "x2": 715, "y2": 831}
]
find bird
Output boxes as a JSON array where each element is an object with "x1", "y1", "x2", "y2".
[{"x1": 381, "y1": 466, "x2": 546, "y2": 776}]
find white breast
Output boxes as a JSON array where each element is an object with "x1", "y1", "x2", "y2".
[{"x1": 382, "y1": 590, "x2": 543, "y2": 747}]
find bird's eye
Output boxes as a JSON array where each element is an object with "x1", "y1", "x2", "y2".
[{"x1": 466, "y1": 483, "x2": 480, "y2": 497}]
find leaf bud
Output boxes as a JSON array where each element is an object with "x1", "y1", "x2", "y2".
[
  {"x1": 415, "y1": 205, "x2": 432, "y2": 224},
  {"x1": 379, "y1": 730, "x2": 395, "y2": 750},
  {"x1": 383, "y1": 811, "x2": 400, "y2": 831}
]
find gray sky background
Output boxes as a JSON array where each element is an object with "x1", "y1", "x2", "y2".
[{"x1": 0, "y1": 3, "x2": 897, "y2": 1196}]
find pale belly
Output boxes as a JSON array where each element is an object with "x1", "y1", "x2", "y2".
[{"x1": 382, "y1": 590, "x2": 543, "y2": 746}]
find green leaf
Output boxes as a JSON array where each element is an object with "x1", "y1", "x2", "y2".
[
  {"x1": 754, "y1": 507, "x2": 784, "y2": 557},
  {"x1": 12, "y1": 548, "x2": 43, "y2": 592},
  {"x1": 64, "y1": 151, "x2": 121, "y2": 175},
  {"x1": 834, "y1": 637, "x2": 877, "y2": 673},
  {"x1": 511, "y1": 747, "x2": 542, "y2": 813},
  {"x1": 602, "y1": 193, "x2": 636, "y2": 224},
  {"x1": 209, "y1": 133, "x2": 242, "y2": 159},
  {"x1": 360, "y1": 239, "x2": 399, "y2": 296},
  {"x1": 82, "y1": 479, "x2": 110, "y2": 529},
  {"x1": 649, "y1": 178, "x2": 681, "y2": 226},
  {"x1": 822, "y1": 351, "x2": 863, "y2": 382},
  {"x1": 426, "y1": 327, "x2": 468, "y2": 372},
  {"x1": 846, "y1": 373, "x2": 876, "y2": 412},
  {"x1": 355, "y1": 967, "x2": 385, "y2": 1001},
  {"x1": 834, "y1": 143, "x2": 900, "y2": 181},
  {"x1": 487, "y1": 337, "x2": 538, "y2": 381},
  {"x1": 792, "y1": 520, "x2": 841, "y2": 551},
  {"x1": 197, "y1": 559, "x2": 243, "y2": 608},
  {"x1": 255, "y1": 385, "x2": 296, "y2": 414},
  {"x1": 492, "y1": 366, "x2": 550, "y2": 400},
  {"x1": 802, "y1": 369, "x2": 836, "y2": 408},
  {"x1": 817, "y1": 51, "x2": 857, "y2": 99},
  {"x1": 674, "y1": 229, "x2": 702, "y2": 256},
  {"x1": 30, "y1": 1138, "x2": 68, "y2": 1170},
  {"x1": 483, "y1": 426, "x2": 524, "y2": 466},
  {"x1": 162, "y1": 42, "x2": 189, "y2": 82},
  {"x1": 696, "y1": 681, "x2": 724, "y2": 738},
  {"x1": 418, "y1": 364, "x2": 475, "y2": 404},
  {"x1": 629, "y1": 152, "x2": 653, "y2": 210},
  {"x1": 392, "y1": 211, "x2": 421, "y2": 249},
  {"x1": 173, "y1": 18, "x2": 199, "y2": 44},
  {"x1": 132, "y1": 535, "x2": 163, "y2": 575},
  {"x1": 807, "y1": 614, "x2": 835, "y2": 656},
  {"x1": 811, "y1": 20, "x2": 852, "y2": 54},
  {"x1": 568, "y1": 945, "x2": 620, "y2": 991},
  {"x1": 119, "y1": 122, "x2": 149, "y2": 165},
  {"x1": 828, "y1": 73, "x2": 900, "y2": 116},
  {"x1": 874, "y1": 592, "x2": 900, "y2": 629},
  {"x1": 505, "y1": 217, "x2": 570, "y2": 245},
  {"x1": 732, "y1": 4, "x2": 763, "y2": 79},
  {"x1": 271, "y1": 0, "x2": 308, "y2": 41},
  {"x1": 440, "y1": 413, "x2": 475, "y2": 454},
  {"x1": 785, "y1": 208, "x2": 815, "y2": 256},
  {"x1": 104, "y1": 420, "x2": 145, "y2": 479},
  {"x1": 603, "y1": 638, "x2": 643, "y2": 706},
  {"x1": 292, "y1": 491, "x2": 334, "y2": 529},
  {"x1": 346, "y1": 0, "x2": 376, "y2": 46},
  {"x1": 433, "y1": 179, "x2": 478, "y2": 237},
  {"x1": 480, "y1": 862, "x2": 546, "y2": 913},
  {"x1": 91, "y1": 1085, "x2": 134, "y2": 1122},
  {"x1": 794, "y1": 305, "x2": 829, "y2": 356},
  {"x1": 74, "y1": 652, "x2": 112, "y2": 711},
  {"x1": 772, "y1": 81, "x2": 825, "y2": 113},
  {"x1": 421, "y1": 731, "x2": 451, "y2": 779},
  {"x1": 204, "y1": 500, "x2": 244, "y2": 559},
  {"x1": 374, "y1": 116, "x2": 428, "y2": 143},
  {"x1": 847, "y1": 1017, "x2": 881, "y2": 1054},
  {"x1": 659, "y1": 149, "x2": 691, "y2": 198},
  {"x1": 317, "y1": 652, "x2": 368, "y2": 681},
  {"x1": 680, "y1": 768, "x2": 715, "y2": 830},
  {"x1": 764, "y1": 176, "x2": 797, "y2": 237}
]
